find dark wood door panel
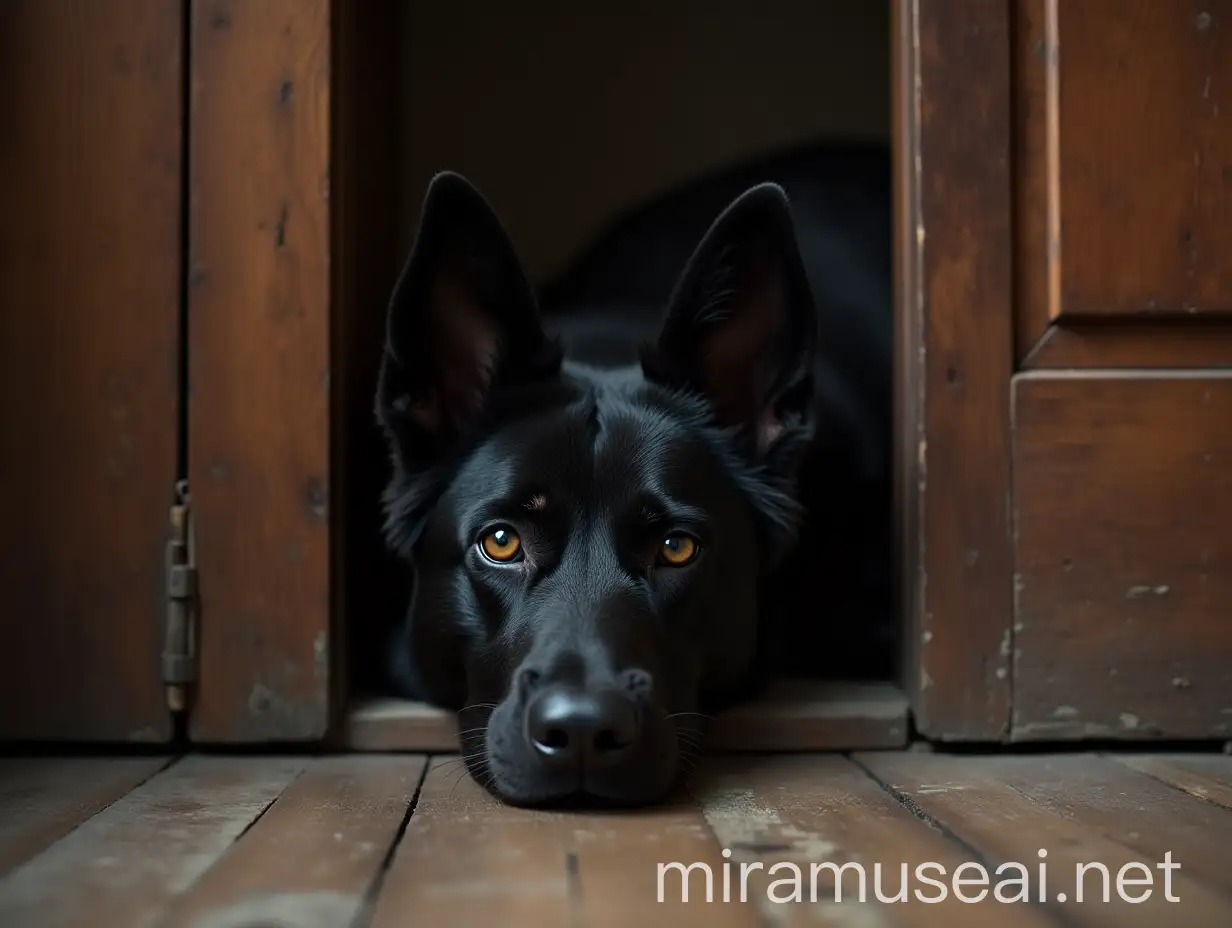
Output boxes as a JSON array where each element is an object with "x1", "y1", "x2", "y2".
[
  {"x1": 1011, "y1": 372, "x2": 1232, "y2": 741},
  {"x1": 187, "y1": 0, "x2": 332, "y2": 741},
  {"x1": 0, "y1": 1, "x2": 184, "y2": 741},
  {"x1": 1016, "y1": 0, "x2": 1232, "y2": 361}
]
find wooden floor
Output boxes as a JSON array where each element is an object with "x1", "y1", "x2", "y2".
[{"x1": 0, "y1": 751, "x2": 1230, "y2": 927}]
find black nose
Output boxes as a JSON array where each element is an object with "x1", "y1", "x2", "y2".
[{"x1": 524, "y1": 686, "x2": 641, "y2": 769}]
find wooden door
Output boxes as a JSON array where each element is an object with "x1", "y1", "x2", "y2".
[
  {"x1": 1009, "y1": 0, "x2": 1232, "y2": 741},
  {"x1": 900, "y1": 0, "x2": 1232, "y2": 743},
  {"x1": 0, "y1": 1, "x2": 185, "y2": 741}
]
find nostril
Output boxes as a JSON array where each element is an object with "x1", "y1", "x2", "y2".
[
  {"x1": 524, "y1": 686, "x2": 643, "y2": 768},
  {"x1": 593, "y1": 727, "x2": 630, "y2": 754},
  {"x1": 591, "y1": 697, "x2": 640, "y2": 756}
]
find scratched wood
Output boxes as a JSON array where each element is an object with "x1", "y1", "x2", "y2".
[
  {"x1": 158, "y1": 755, "x2": 426, "y2": 928},
  {"x1": 1011, "y1": 374, "x2": 1232, "y2": 741},
  {"x1": 0, "y1": 758, "x2": 169, "y2": 877},
  {"x1": 858, "y1": 752, "x2": 1231, "y2": 927},
  {"x1": 188, "y1": 0, "x2": 333, "y2": 741},
  {"x1": 979, "y1": 754, "x2": 1232, "y2": 896},
  {"x1": 0, "y1": 756, "x2": 303, "y2": 928},
  {"x1": 368, "y1": 757, "x2": 757, "y2": 928},
  {"x1": 693, "y1": 754, "x2": 1058, "y2": 926},
  {"x1": 1113, "y1": 754, "x2": 1232, "y2": 811},
  {"x1": 896, "y1": 0, "x2": 1015, "y2": 741}
]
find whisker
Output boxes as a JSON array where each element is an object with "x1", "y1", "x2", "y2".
[
  {"x1": 666, "y1": 712, "x2": 714, "y2": 721},
  {"x1": 443, "y1": 748, "x2": 487, "y2": 798},
  {"x1": 448, "y1": 759, "x2": 482, "y2": 799},
  {"x1": 459, "y1": 703, "x2": 499, "y2": 712}
]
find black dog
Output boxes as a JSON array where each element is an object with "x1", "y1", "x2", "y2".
[{"x1": 374, "y1": 145, "x2": 892, "y2": 807}]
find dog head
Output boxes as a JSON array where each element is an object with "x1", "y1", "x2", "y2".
[{"x1": 375, "y1": 172, "x2": 817, "y2": 806}]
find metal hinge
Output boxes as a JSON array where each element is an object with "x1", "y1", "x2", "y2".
[{"x1": 163, "y1": 479, "x2": 198, "y2": 713}]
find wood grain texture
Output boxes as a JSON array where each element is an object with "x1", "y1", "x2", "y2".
[
  {"x1": 1011, "y1": 373, "x2": 1232, "y2": 740},
  {"x1": 899, "y1": 0, "x2": 1015, "y2": 739},
  {"x1": 0, "y1": 752, "x2": 1229, "y2": 924},
  {"x1": 157, "y1": 755, "x2": 426, "y2": 928},
  {"x1": 0, "y1": 756, "x2": 304, "y2": 928},
  {"x1": 188, "y1": 0, "x2": 332, "y2": 741},
  {"x1": 1113, "y1": 754, "x2": 1232, "y2": 811},
  {"x1": 1023, "y1": 323, "x2": 1232, "y2": 369},
  {"x1": 858, "y1": 752, "x2": 1231, "y2": 926},
  {"x1": 345, "y1": 681, "x2": 908, "y2": 752},
  {"x1": 1046, "y1": 0, "x2": 1232, "y2": 318},
  {"x1": 0, "y1": 757, "x2": 170, "y2": 877},
  {"x1": 980, "y1": 754, "x2": 1232, "y2": 896},
  {"x1": 693, "y1": 755, "x2": 1057, "y2": 925},
  {"x1": 368, "y1": 757, "x2": 758, "y2": 928},
  {"x1": 0, "y1": 0, "x2": 183, "y2": 741},
  {"x1": 1015, "y1": 0, "x2": 1232, "y2": 359}
]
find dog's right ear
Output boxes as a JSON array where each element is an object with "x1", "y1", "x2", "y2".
[{"x1": 376, "y1": 172, "x2": 560, "y2": 471}]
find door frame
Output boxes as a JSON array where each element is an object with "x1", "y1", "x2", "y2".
[
  {"x1": 181, "y1": 0, "x2": 1021, "y2": 745},
  {"x1": 893, "y1": 0, "x2": 1016, "y2": 740}
]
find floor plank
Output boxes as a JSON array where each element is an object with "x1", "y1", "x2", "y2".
[
  {"x1": 0, "y1": 752, "x2": 1227, "y2": 926},
  {"x1": 692, "y1": 754, "x2": 1059, "y2": 926},
  {"x1": 977, "y1": 754, "x2": 1232, "y2": 896},
  {"x1": 0, "y1": 755, "x2": 304, "y2": 928},
  {"x1": 367, "y1": 756, "x2": 760, "y2": 928},
  {"x1": 857, "y1": 752, "x2": 1230, "y2": 927},
  {"x1": 0, "y1": 756, "x2": 169, "y2": 877},
  {"x1": 156, "y1": 755, "x2": 427, "y2": 928},
  {"x1": 1112, "y1": 754, "x2": 1232, "y2": 811}
]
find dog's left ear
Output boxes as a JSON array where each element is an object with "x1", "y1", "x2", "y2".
[
  {"x1": 376, "y1": 172, "x2": 560, "y2": 470},
  {"x1": 642, "y1": 183, "x2": 817, "y2": 460}
]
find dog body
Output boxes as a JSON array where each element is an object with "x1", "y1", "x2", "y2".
[{"x1": 374, "y1": 144, "x2": 892, "y2": 806}]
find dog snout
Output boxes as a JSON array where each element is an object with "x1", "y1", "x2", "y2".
[{"x1": 523, "y1": 685, "x2": 642, "y2": 770}]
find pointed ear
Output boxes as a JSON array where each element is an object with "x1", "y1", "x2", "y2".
[
  {"x1": 641, "y1": 183, "x2": 818, "y2": 460},
  {"x1": 375, "y1": 172, "x2": 561, "y2": 469}
]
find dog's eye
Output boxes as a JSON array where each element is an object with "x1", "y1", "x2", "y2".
[
  {"x1": 478, "y1": 525, "x2": 523, "y2": 563},
  {"x1": 658, "y1": 532, "x2": 699, "y2": 567}
]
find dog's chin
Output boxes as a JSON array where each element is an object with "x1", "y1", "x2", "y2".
[{"x1": 462, "y1": 699, "x2": 688, "y2": 809}]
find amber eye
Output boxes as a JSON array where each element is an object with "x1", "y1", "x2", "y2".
[
  {"x1": 478, "y1": 525, "x2": 522, "y2": 563},
  {"x1": 658, "y1": 532, "x2": 699, "y2": 567}
]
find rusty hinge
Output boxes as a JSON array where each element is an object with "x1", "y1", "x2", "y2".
[{"x1": 163, "y1": 479, "x2": 198, "y2": 713}]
